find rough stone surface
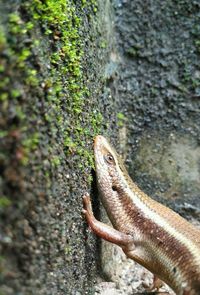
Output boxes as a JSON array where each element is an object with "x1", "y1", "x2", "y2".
[
  {"x1": 96, "y1": 0, "x2": 200, "y2": 294},
  {"x1": 112, "y1": 0, "x2": 200, "y2": 217},
  {"x1": 0, "y1": 1, "x2": 116, "y2": 294}
]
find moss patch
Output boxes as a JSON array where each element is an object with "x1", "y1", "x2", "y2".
[
  {"x1": 0, "y1": 196, "x2": 11, "y2": 208},
  {"x1": 1, "y1": 0, "x2": 102, "y2": 170},
  {"x1": 0, "y1": 0, "x2": 110, "y2": 293},
  {"x1": 29, "y1": 0, "x2": 102, "y2": 168}
]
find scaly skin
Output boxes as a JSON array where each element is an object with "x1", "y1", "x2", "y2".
[{"x1": 83, "y1": 135, "x2": 200, "y2": 295}]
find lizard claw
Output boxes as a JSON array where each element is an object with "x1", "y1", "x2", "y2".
[
  {"x1": 82, "y1": 193, "x2": 93, "y2": 222},
  {"x1": 83, "y1": 193, "x2": 92, "y2": 210}
]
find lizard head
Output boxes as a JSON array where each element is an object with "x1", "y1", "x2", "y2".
[{"x1": 94, "y1": 135, "x2": 131, "y2": 219}]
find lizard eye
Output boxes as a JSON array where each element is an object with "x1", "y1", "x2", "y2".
[{"x1": 104, "y1": 153, "x2": 115, "y2": 165}]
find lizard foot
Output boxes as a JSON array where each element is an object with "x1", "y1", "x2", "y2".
[{"x1": 143, "y1": 274, "x2": 164, "y2": 292}]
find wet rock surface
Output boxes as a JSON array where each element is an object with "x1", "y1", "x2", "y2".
[
  {"x1": 95, "y1": 1, "x2": 200, "y2": 294},
  {"x1": 111, "y1": 0, "x2": 200, "y2": 217}
]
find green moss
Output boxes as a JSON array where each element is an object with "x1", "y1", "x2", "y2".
[
  {"x1": 1, "y1": 0, "x2": 103, "y2": 181},
  {"x1": 8, "y1": 13, "x2": 34, "y2": 35},
  {"x1": 22, "y1": 132, "x2": 39, "y2": 150},
  {"x1": 25, "y1": 69, "x2": 39, "y2": 86},
  {"x1": 51, "y1": 156, "x2": 61, "y2": 167},
  {"x1": 0, "y1": 0, "x2": 105, "y2": 290},
  {"x1": 20, "y1": 132, "x2": 39, "y2": 165},
  {"x1": 0, "y1": 78, "x2": 10, "y2": 89},
  {"x1": 0, "y1": 131, "x2": 8, "y2": 138},
  {"x1": 64, "y1": 137, "x2": 76, "y2": 149},
  {"x1": 81, "y1": 0, "x2": 98, "y2": 12},
  {"x1": 15, "y1": 106, "x2": 26, "y2": 121},
  {"x1": 0, "y1": 92, "x2": 8, "y2": 102},
  {"x1": 0, "y1": 9, "x2": 41, "y2": 165},
  {"x1": 65, "y1": 245, "x2": 72, "y2": 255},
  {"x1": 17, "y1": 48, "x2": 31, "y2": 64},
  {"x1": 0, "y1": 64, "x2": 5, "y2": 72},
  {"x1": 7, "y1": 12, "x2": 39, "y2": 89},
  {"x1": 100, "y1": 40, "x2": 107, "y2": 49},
  {"x1": 0, "y1": 26, "x2": 6, "y2": 50},
  {"x1": 28, "y1": 0, "x2": 103, "y2": 170},
  {"x1": 117, "y1": 112, "x2": 126, "y2": 127},
  {"x1": 11, "y1": 89, "x2": 21, "y2": 99},
  {"x1": 127, "y1": 47, "x2": 138, "y2": 57},
  {"x1": 0, "y1": 196, "x2": 11, "y2": 208}
]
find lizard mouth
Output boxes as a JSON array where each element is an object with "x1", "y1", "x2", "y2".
[
  {"x1": 93, "y1": 135, "x2": 105, "y2": 169},
  {"x1": 94, "y1": 135, "x2": 105, "y2": 148}
]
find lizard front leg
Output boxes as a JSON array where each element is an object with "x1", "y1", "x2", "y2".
[
  {"x1": 83, "y1": 193, "x2": 167, "y2": 294},
  {"x1": 82, "y1": 193, "x2": 134, "y2": 247}
]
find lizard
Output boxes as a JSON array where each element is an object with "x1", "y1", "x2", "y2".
[{"x1": 83, "y1": 135, "x2": 200, "y2": 295}]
